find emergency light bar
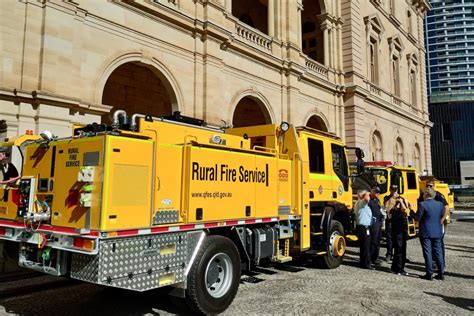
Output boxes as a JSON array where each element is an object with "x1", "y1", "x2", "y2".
[{"x1": 365, "y1": 161, "x2": 393, "y2": 167}]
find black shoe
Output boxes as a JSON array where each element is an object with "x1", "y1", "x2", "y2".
[
  {"x1": 421, "y1": 274, "x2": 433, "y2": 280},
  {"x1": 435, "y1": 274, "x2": 445, "y2": 280},
  {"x1": 398, "y1": 271, "x2": 409, "y2": 276}
]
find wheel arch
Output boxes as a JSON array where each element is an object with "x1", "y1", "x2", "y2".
[{"x1": 323, "y1": 202, "x2": 352, "y2": 239}]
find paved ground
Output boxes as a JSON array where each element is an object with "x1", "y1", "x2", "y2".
[{"x1": 1, "y1": 211, "x2": 473, "y2": 315}]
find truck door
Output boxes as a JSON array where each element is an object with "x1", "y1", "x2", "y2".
[
  {"x1": 307, "y1": 137, "x2": 332, "y2": 201},
  {"x1": 404, "y1": 170, "x2": 419, "y2": 236},
  {"x1": 405, "y1": 171, "x2": 419, "y2": 211},
  {"x1": 330, "y1": 143, "x2": 350, "y2": 202}
]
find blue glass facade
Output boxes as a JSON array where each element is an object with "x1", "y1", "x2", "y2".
[
  {"x1": 425, "y1": 0, "x2": 474, "y2": 184},
  {"x1": 425, "y1": 0, "x2": 474, "y2": 99}
]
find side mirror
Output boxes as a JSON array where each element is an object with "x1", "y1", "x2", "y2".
[{"x1": 355, "y1": 148, "x2": 365, "y2": 174}]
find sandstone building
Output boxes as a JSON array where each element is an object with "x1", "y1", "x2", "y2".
[{"x1": 0, "y1": 0, "x2": 431, "y2": 172}]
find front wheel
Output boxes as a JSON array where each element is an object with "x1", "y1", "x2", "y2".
[
  {"x1": 316, "y1": 220, "x2": 345, "y2": 269},
  {"x1": 185, "y1": 235, "x2": 241, "y2": 315}
]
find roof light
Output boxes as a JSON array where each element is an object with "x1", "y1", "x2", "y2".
[
  {"x1": 280, "y1": 122, "x2": 290, "y2": 132},
  {"x1": 365, "y1": 161, "x2": 393, "y2": 167}
]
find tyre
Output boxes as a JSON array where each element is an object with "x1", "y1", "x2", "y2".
[
  {"x1": 185, "y1": 235, "x2": 241, "y2": 315},
  {"x1": 316, "y1": 220, "x2": 345, "y2": 269}
]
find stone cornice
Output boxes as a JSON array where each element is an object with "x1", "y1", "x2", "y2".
[
  {"x1": 0, "y1": 88, "x2": 110, "y2": 114},
  {"x1": 344, "y1": 85, "x2": 428, "y2": 127}
]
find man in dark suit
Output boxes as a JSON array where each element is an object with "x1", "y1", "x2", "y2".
[
  {"x1": 369, "y1": 186, "x2": 383, "y2": 266},
  {"x1": 416, "y1": 188, "x2": 445, "y2": 280}
]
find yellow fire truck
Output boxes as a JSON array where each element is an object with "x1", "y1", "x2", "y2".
[
  {"x1": 419, "y1": 176, "x2": 454, "y2": 225},
  {"x1": 351, "y1": 162, "x2": 420, "y2": 236},
  {"x1": 0, "y1": 111, "x2": 357, "y2": 314}
]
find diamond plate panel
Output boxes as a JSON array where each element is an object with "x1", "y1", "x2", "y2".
[
  {"x1": 278, "y1": 205, "x2": 291, "y2": 215},
  {"x1": 99, "y1": 233, "x2": 187, "y2": 281},
  {"x1": 186, "y1": 231, "x2": 204, "y2": 264},
  {"x1": 71, "y1": 232, "x2": 191, "y2": 291},
  {"x1": 108, "y1": 266, "x2": 184, "y2": 291},
  {"x1": 153, "y1": 210, "x2": 180, "y2": 224},
  {"x1": 71, "y1": 253, "x2": 99, "y2": 283}
]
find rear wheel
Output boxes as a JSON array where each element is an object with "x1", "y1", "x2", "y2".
[
  {"x1": 185, "y1": 235, "x2": 241, "y2": 315},
  {"x1": 316, "y1": 220, "x2": 345, "y2": 269}
]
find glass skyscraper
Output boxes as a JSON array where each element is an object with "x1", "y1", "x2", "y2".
[{"x1": 425, "y1": 0, "x2": 474, "y2": 184}]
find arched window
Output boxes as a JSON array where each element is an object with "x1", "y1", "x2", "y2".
[
  {"x1": 306, "y1": 115, "x2": 328, "y2": 132},
  {"x1": 414, "y1": 143, "x2": 421, "y2": 171},
  {"x1": 395, "y1": 137, "x2": 404, "y2": 166},
  {"x1": 364, "y1": 15, "x2": 384, "y2": 84},
  {"x1": 371, "y1": 131, "x2": 383, "y2": 161},
  {"x1": 388, "y1": 36, "x2": 404, "y2": 97}
]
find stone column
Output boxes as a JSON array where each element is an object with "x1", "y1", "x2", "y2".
[
  {"x1": 294, "y1": 2, "x2": 303, "y2": 46},
  {"x1": 336, "y1": 21, "x2": 343, "y2": 72},
  {"x1": 225, "y1": 0, "x2": 232, "y2": 13},
  {"x1": 329, "y1": 24, "x2": 335, "y2": 69},
  {"x1": 268, "y1": 0, "x2": 274, "y2": 37},
  {"x1": 322, "y1": 22, "x2": 330, "y2": 67}
]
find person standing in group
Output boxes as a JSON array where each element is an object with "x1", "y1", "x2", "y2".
[
  {"x1": 425, "y1": 180, "x2": 449, "y2": 272},
  {"x1": 369, "y1": 186, "x2": 383, "y2": 266},
  {"x1": 385, "y1": 185, "x2": 409, "y2": 276},
  {"x1": 383, "y1": 185, "x2": 397, "y2": 261},
  {"x1": 416, "y1": 188, "x2": 445, "y2": 280},
  {"x1": 355, "y1": 190, "x2": 374, "y2": 269}
]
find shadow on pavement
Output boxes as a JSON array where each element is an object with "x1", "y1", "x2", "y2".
[
  {"x1": 456, "y1": 218, "x2": 474, "y2": 223},
  {"x1": 444, "y1": 247, "x2": 474, "y2": 254},
  {"x1": 1, "y1": 285, "x2": 194, "y2": 316},
  {"x1": 425, "y1": 292, "x2": 474, "y2": 312},
  {"x1": 444, "y1": 271, "x2": 474, "y2": 280},
  {"x1": 444, "y1": 244, "x2": 474, "y2": 251},
  {"x1": 406, "y1": 263, "x2": 474, "y2": 280}
]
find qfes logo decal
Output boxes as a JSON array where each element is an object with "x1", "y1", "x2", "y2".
[{"x1": 279, "y1": 169, "x2": 289, "y2": 182}]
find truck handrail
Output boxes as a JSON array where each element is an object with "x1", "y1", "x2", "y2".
[
  {"x1": 252, "y1": 145, "x2": 277, "y2": 156},
  {"x1": 131, "y1": 113, "x2": 223, "y2": 133}
]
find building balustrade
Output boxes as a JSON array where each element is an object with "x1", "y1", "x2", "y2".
[
  {"x1": 235, "y1": 21, "x2": 272, "y2": 52},
  {"x1": 304, "y1": 57, "x2": 329, "y2": 79},
  {"x1": 368, "y1": 82, "x2": 382, "y2": 96},
  {"x1": 392, "y1": 95, "x2": 402, "y2": 106}
]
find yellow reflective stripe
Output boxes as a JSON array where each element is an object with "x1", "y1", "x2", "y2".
[{"x1": 309, "y1": 173, "x2": 338, "y2": 181}]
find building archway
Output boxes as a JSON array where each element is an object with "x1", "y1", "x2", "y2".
[
  {"x1": 101, "y1": 61, "x2": 176, "y2": 123},
  {"x1": 306, "y1": 114, "x2": 328, "y2": 132},
  {"x1": 395, "y1": 137, "x2": 404, "y2": 166},
  {"x1": 232, "y1": 96, "x2": 272, "y2": 127},
  {"x1": 371, "y1": 131, "x2": 383, "y2": 161}
]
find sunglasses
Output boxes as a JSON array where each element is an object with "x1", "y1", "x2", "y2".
[{"x1": 426, "y1": 185, "x2": 433, "y2": 188}]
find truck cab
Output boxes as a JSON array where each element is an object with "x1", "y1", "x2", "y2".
[
  {"x1": 351, "y1": 162, "x2": 420, "y2": 237},
  {"x1": 419, "y1": 176, "x2": 454, "y2": 224}
]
